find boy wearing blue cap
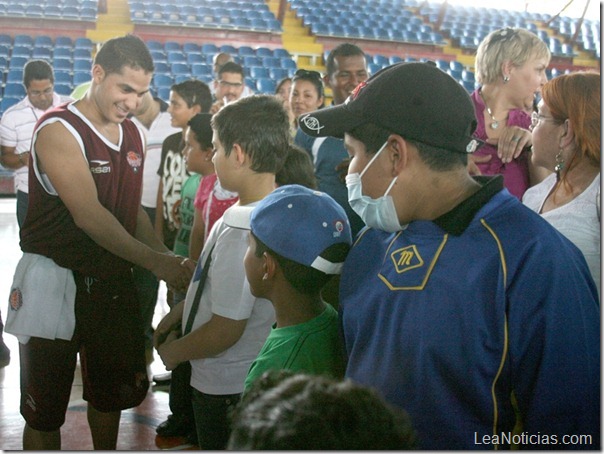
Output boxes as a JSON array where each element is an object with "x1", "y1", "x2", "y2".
[{"x1": 223, "y1": 184, "x2": 352, "y2": 391}]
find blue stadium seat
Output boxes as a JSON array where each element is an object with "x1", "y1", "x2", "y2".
[
  {"x1": 373, "y1": 54, "x2": 389, "y2": 66},
  {"x1": 250, "y1": 66, "x2": 270, "y2": 79},
  {"x1": 281, "y1": 59, "x2": 297, "y2": 70},
  {"x1": 256, "y1": 47, "x2": 273, "y2": 57},
  {"x1": 220, "y1": 44, "x2": 237, "y2": 55},
  {"x1": 34, "y1": 36, "x2": 53, "y2": 48},
  {"x1": 164, "y1": 41, "x2": 181, "y2": 52},
  {"x1": 73, "y1": 48, "x2": 92, "y2": 60},
  {"x1": 243, "y1": 56, "x2": 262, "y2": 67},
  {"x1": 238, "y1": 46, "x2": 255, "y2": 56},
  {"x1": 55, "y1": 36, "x2": 73, "y2": 48},
  {"x1": 6, "y1": 4, "x2": 25, "y2": 16},
  {"x1": 186, "y1": 53, "x2": 204, "y2": 65},
  {"x1": 11, "y1": 46, "x2": 32, "y2": 58},
  {"x1": 273, "y1": 48, "x2": 291, "y2": 59},
  {"x1": 367, "y1": 63, "x2": 382, "y2": 74},
  {"x1": 73, "y1": 60, "x2": 91, "y2": 72},
  {"x1": 73, "y1": 71, "x2": 91, "y2": 85},
  {"x1": 74, "y1": 38, "x2": 93, "y2": 49},
  {"x1": 54, "y1": 71, "x2": 72, "y2": 84},
  {"x1": 171, "y1": 63, "x2": 191, "y2": 76},
  {"x1": 183, "y1": 43, "x2": 201, "y2": 53},
  {"x1": 460, "y1": 79, "x2": 476, "y2": 93},
  {"x1": 53, "y1": 48, "x2": 72, "y2": 60},
  {"x1": 269, "y1": 67, "x2": 288, "y2": 80},
  {"x1": 4, "y1": 83, "x2": 26, "y2": 97},
  {"x1": 151, "y1": 50, "x2": 167, "y2": 62},
  {"x1": 52, "y1": 58, "x2": 72, "y2": 72},
  {"x1": 167, "y1": 52, "x2": 187, "y2": 64},
  {"x1": 153, "y1": 73, "x2": 174, "y2": 88},
  {"x1": 156, "y1": 87, "x2": 171, "y2": 101},
  {"x1": 191, "y1": 64, "x2": 212, "y2": 77},
  {"x1": 1, "y1": 97, "x2": 22, "y2": 115},
  {"x1": 174, "y1": 74, "x2": 192, "y2": 84},
  {"x1": 9, "y1": 57, "x2": 28, "y2": 69},
  {"x1": 202, "y1": 43, "x2": 219, "y2": 54},
  {"x1": 32, "y1": 48, "x2": 52, "y2": 60},
  {"x1": 256, "y1": 77, "x2": 276, "y2": 94},
  {"x1": 154, "y1": 61, "x2": 170, "y2": 74},
  {"x1": 54, "y1": 83, "x2": 73, "y2": 96}
]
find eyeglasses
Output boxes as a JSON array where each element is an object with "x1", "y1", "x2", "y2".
[
  {"x1": 217, "y1": 80, "x2": 243, "y2": 88},
  {"x1": 530, "y1": 111, "x2": 560, "y2": 130},
  {"x1": 293, "y1": 69, "x2": 322, "y2": 80},
  {"x1": 28, "y1": 86, "x2": 54, "y2": 97}
]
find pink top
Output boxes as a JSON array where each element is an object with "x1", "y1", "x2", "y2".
[
  {"x1": 194, "y1": 173, "x2": 238, "y2": 242},
  {"x1": 471, "y1": 90, "x2": 531, "y2": 200}
]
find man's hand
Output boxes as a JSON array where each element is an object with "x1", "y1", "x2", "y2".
[{"x1": 151, "y1": 254, "x2": 195, "y2": 293}]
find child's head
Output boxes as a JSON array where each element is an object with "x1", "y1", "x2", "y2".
[
  {"x1": 184, "y1": 113, "x2": 214, "y2": 175},
  {"x1": 211, "y1": 94, "x2": 290, "y2": 173},
  {"x1": 275, "y1": 144, "x2": 317, "y2": 189},
  {"x1": 225, "y1": 184, "x2": 352, "y2": 297},
  {"x1": 228, "y1": 373, "x2": 417, "y2": 450},
  {"x1": 168, "y1": 79, "x2": 212, "y2": 129}
]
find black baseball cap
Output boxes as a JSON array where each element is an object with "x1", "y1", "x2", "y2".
[{"x1": 299, "y1": 62, "x2": 482, "y2": 154}]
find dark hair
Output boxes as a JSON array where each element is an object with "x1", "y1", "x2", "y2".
[
  {"x1": 211, "y1": 95, "x2": 289, "y2": 173},
  {"x1": 217, "y1": 61, "x2": 244, "y2": 79},
  {"x1": 275, "y1": 144, "x2": 317, "y2": 189},
  {"x1": 349, "y1": 122, "x2": 467, "y2": 171},
  {"x1": 292, "y1": 69, "x2": 324, "y2": 99},
  {"x1": 171, "y1": 79, "x2": 212, "y2": 112},
  {"x1": 187, "y1": 113, "x2": 213, "y2": 150},
  {"x1": 228, "y1": 373, "x2": 417, "y2": 450},
  {"x1": 94, "y1": 34, "x2": 154, "y2": 76},
  {"x1": 23, "y1": 59, "x2": 54, "y2": 87},
  {"x1": 253, "y1": 233, "x2": 349, "y2": 296},
  {"x1": 325, "y1": 43, "x2": 366, "y2": 77},
  {"x1": 275, "y1": 76, "x2": 292, "y2": 95}
]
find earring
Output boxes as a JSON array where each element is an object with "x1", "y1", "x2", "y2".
[
  {"x1": 554, "y1": 149, "x2": 565, "y2": 181},
  {"x1": 503, "y1": 75, "x2": 510, "y2": 83}
]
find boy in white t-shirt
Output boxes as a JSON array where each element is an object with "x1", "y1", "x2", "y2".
[{"x1": 154, "y1": 95, "x2": 290, "y2": 449}]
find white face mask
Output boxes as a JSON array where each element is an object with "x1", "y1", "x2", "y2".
[{"x1": 346, "y1": 142, "x2": 406, "y2": 233}]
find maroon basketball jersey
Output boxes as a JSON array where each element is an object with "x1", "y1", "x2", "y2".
[{"x1": 20, "y1": 103, "x2": 145, "y2": 279}]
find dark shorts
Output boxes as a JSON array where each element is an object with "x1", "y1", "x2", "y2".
[
  {"x1": 19, "y1": 271, "x2": 149, "y2": 431},
  {"x1": 192, "y1": 388, "x2": 241, "y2": 450}
]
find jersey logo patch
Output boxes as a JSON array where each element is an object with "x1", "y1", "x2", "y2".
[
  {"x1": 390, "y1": 245, "x2": 424, "y2": 273},
  {"x1": 9, "y1": 287, "x2": 22, "y2": 311},
  {"x1": 127, "y1": 151, "x2": 142, "y2": 173}
]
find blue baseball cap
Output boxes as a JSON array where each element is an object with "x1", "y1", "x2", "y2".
[{"x1": 223, "y1": 185, "x2": 352, "y2": 274}]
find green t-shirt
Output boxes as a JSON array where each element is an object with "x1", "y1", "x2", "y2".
[
  {"x1": 172, "y1": 173, "x2": 201, "y2": 257},
  {"x1": 244, "y1": 304, "x2": 345, "y2": 390}
]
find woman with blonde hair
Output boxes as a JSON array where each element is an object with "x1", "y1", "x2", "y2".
[
  {"x1": 470, "y1": 27, "x2": 552, "y2": 199},
  {"x1": 523, "y1": 71, "x2": 600, "y2": 295}
]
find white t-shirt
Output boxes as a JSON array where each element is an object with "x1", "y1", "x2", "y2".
[
  {"x1": 131, "y1": 110, "x2": 179, "y2": 208},
  {"x1": 183, "y1": 202, "x2": 275, "y2": 395},
  {"x1": 0, "y1": 93, "x2": 72, "y2": 193},
  {"x1": 523, "y1": 173, "x2": 600, "y2": 296}
]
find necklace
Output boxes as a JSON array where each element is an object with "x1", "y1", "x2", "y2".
[{"x1": 479, "y1": 89, "x2": 502, "y2": 129}]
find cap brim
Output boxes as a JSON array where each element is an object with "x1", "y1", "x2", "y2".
[
  {"x1": 298, "y1": 102, "x2": 364, "y2": 139},
  {"x1": 222, "y1": 205, "x2": 254, "y2": 230}
]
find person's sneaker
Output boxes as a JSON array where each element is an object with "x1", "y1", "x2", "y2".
[
  {"x1": 156, "y1": 414, "x2": 194, "y2": 437},
  {"x1": 0, "y1": 342, "x2": 10, "y2": 369}
]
